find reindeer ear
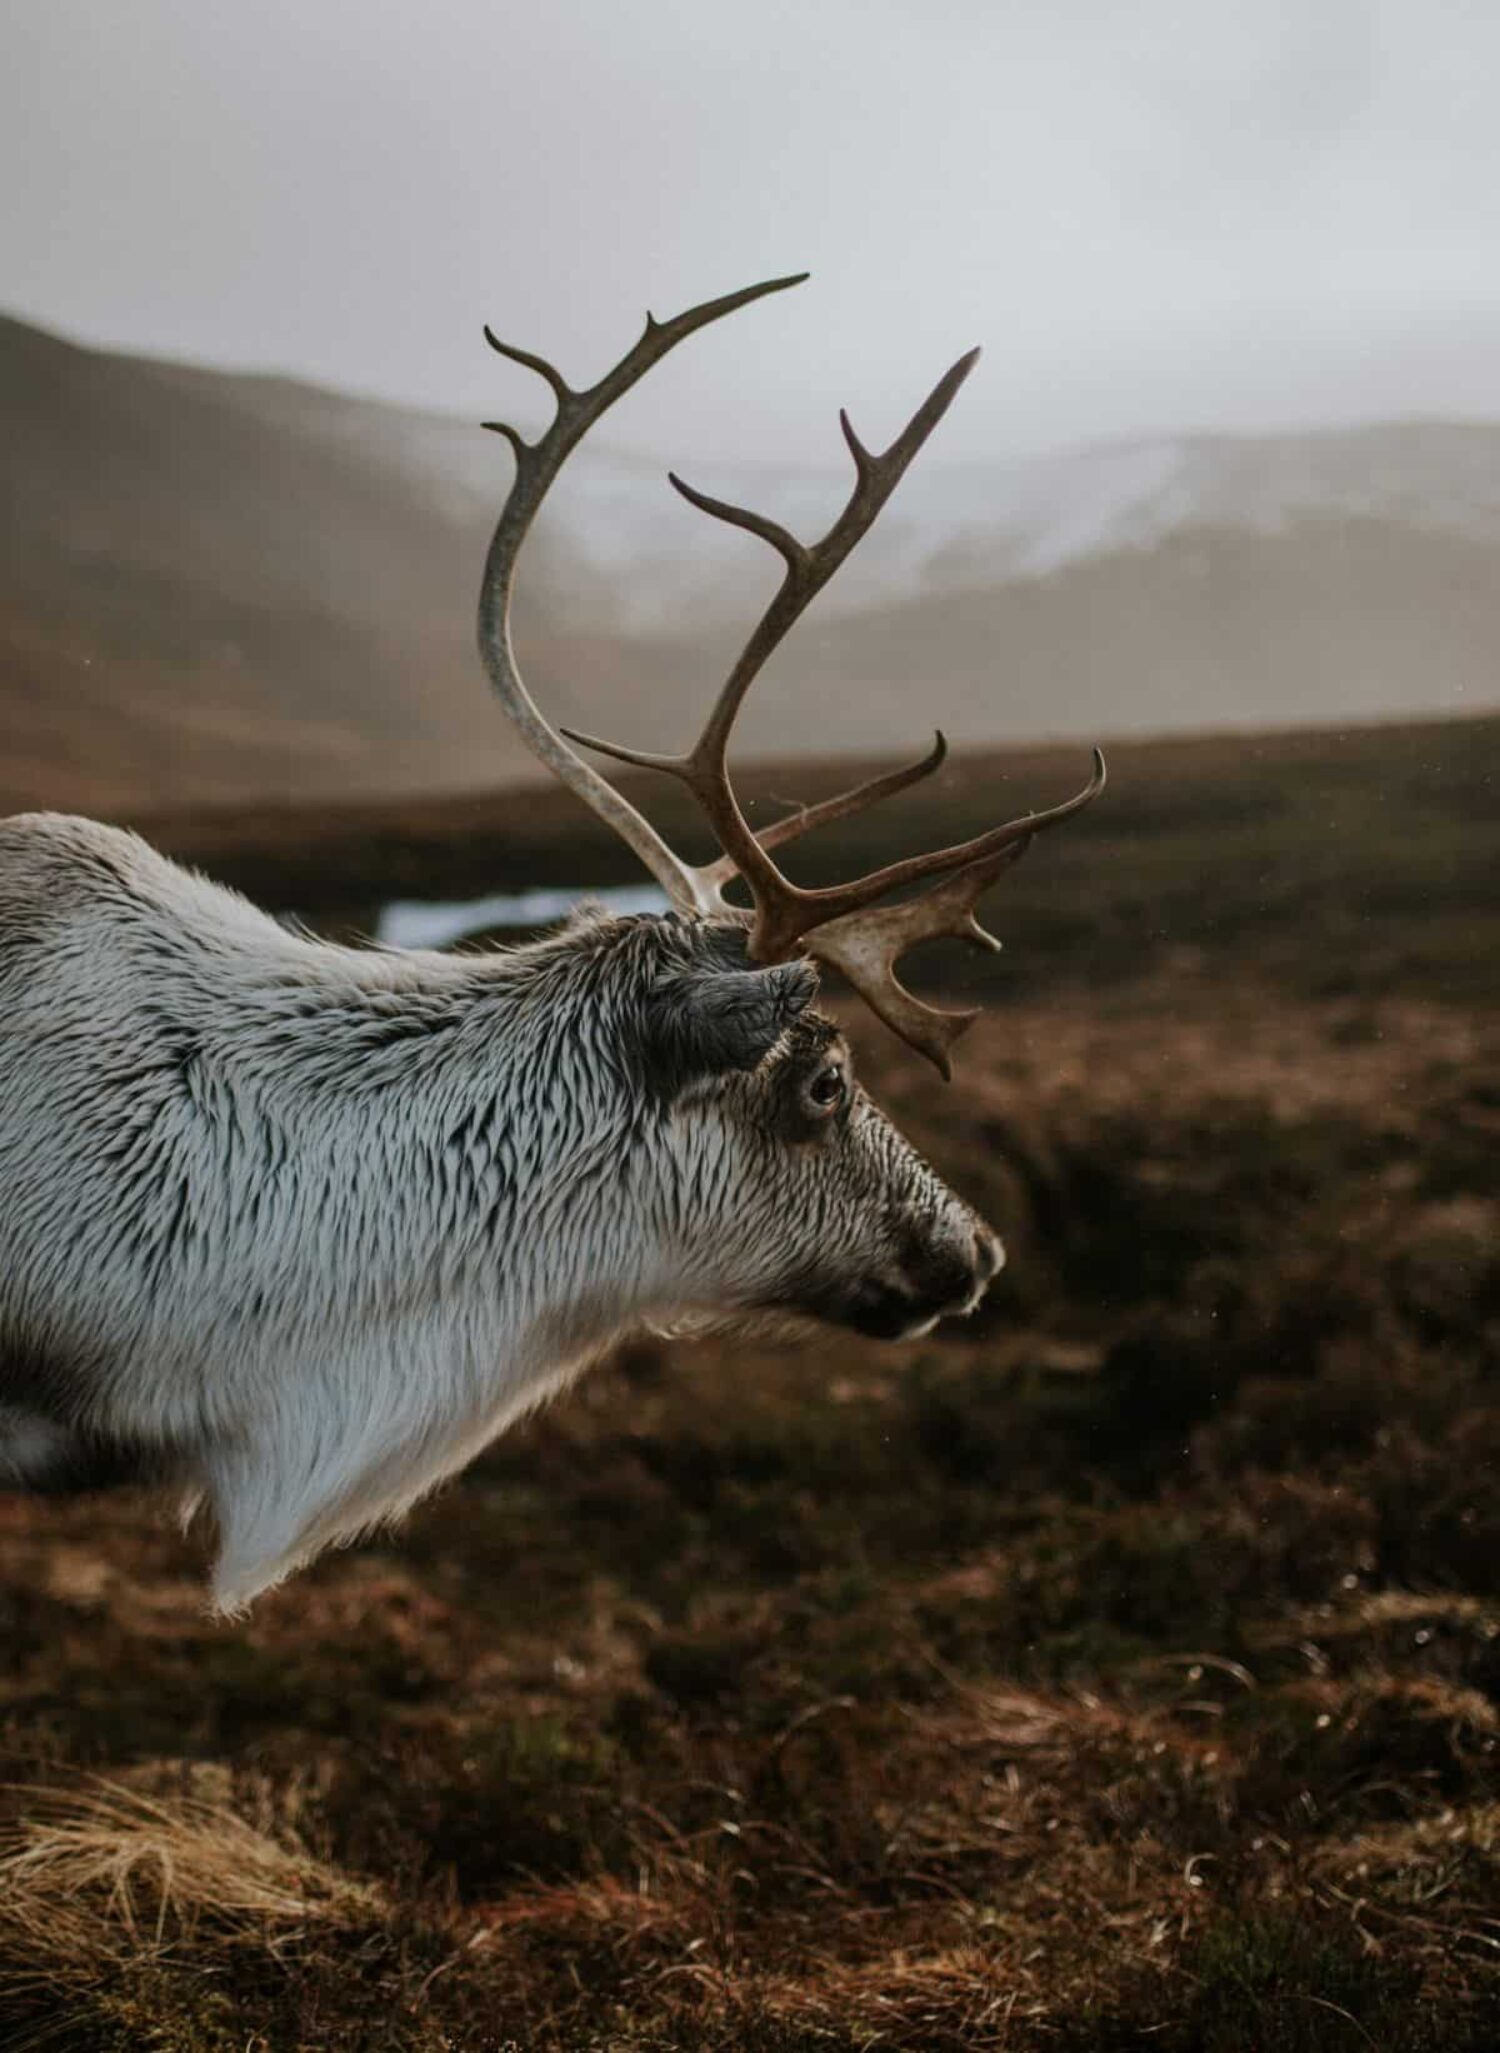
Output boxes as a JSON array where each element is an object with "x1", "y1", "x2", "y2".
[{"x1": 644, "y1": 959, "x2": 818, "y2": 1092}]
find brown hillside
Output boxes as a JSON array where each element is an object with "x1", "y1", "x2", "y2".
[
  {"x1": 0, "y1": 314, "x2": 603, "y2": 809},
  {"x1": 3, "y1": 314, "x2": 1497, "y2": 815}
]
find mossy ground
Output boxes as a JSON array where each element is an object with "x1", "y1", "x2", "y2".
[{"x1": 1, "y1": 716, "x2": 1496, "y2": 2048}]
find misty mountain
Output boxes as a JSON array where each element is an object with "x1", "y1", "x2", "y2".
[{"x1": 1, "y1": 312, "x2": 1494, "y2": 815}]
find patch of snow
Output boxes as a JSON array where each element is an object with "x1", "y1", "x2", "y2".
[
  {"x1": 377, "y1": 883, "x2": 669, "y2": 951},
  {"x1": 376, "y1": 400, "x2": 1500, "y2": 627}
]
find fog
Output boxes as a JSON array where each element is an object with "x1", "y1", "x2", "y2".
[{"x1": 7, "y1": 0, "x2": 1500, "y2": 464}]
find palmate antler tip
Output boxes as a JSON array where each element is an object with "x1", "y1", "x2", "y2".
[{"x1": 918, "y1": 1005, "x2": 981, "y2": 1082}]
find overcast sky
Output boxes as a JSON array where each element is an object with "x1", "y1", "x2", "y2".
[{"x1": 7, "y1": 1, "x2": 1500, "y2": 465}]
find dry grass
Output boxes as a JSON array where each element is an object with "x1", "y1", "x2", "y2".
[
  {"x1": 2, "y1": 974, "x2": 1497, "y2": 2048},
  {"x1": 1, "y1": 723, "x2": 1497, "y2": 2048},
  {"x1": 0, "y1": 1774, "x2": 379, "y2": 2009}
]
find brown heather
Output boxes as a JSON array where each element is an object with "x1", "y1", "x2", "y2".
[{"x1": 0, "y1": 714, "x2": 1496, "y2": 2049}]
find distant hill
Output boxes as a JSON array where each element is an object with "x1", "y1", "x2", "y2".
[
  {"x1": 2, "y1": 312, "x2": 1496, "y2": 814},
  {"x1": 0, "y1": 312, "x2": 618, "y2": 811}
]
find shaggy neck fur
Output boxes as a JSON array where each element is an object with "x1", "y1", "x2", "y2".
[
  {"x1": 0, "y1": 822, "x2": 760, "y2": 1607},
  {"x1": 0, "y1": 815, "x2": 990, "y2": 1613}
]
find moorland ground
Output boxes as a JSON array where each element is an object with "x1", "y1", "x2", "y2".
[{"x1": 1, "y1": 714, "x2": 1497, "y2": 2050}]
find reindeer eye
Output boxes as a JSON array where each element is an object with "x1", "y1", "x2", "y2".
[{"x1": 804, "y1": 1064, "x2": 846, "y2": 1113}]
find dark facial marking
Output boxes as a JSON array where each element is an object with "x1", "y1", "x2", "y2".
[{"x1": 641, "y1": 949, "x2": 819, "y2": 1099}]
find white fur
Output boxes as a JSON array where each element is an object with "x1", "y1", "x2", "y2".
[{"x1": 0, "y1": 814, "x2": 987, "y2": 1609}]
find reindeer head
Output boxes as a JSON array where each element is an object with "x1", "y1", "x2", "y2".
[
  {"x1": 475, "y1": 276, "x2": 1101, "y2": 1335},
  {"x1": 588, "y1": 915, "x2": 1001, "y2": 1340}
]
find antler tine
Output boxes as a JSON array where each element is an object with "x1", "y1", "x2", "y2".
[
  {"x1": 482, "y1": 328, "x2": 572, "y2": 405},
  {"x1": 778, "y1": 746, "x2": 1107, "y2": 953},
  {"x1": 567, "y1": 716, "x2": 1103, "y2": 964},
  {"x1": 684, "y1": 347, "x2": 982, "y2": 772},
  {"x1": 805, "y1": 753, "x2": 1107, "y2": 1075},
  {"x1": 692, "y1": 732, "x2": 949, "y2": 891},
  {"x1": 807, "y1": 840, "x2": 1028, "y2": 1081},
  {"x1": 556, "y1": 728, "x2": 952, "y2": 884},
  {"x1": 666, "y1": 472, "x2": 805, "y2": 571},
  {"x1": 476, "y1": 272, "x2": 809, "y2": 916},
  {"x1": 565, "y1": 348, "x2": 983, "y2": 945}
]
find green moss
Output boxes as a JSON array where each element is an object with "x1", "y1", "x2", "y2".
[{"x1": 1176, "y1": 1912, "x2": 1450, "y2": 2052}]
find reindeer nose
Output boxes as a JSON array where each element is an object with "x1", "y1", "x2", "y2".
[{"x1": 972, "y1": 1226, "x2": 1005, "y2": 1286}]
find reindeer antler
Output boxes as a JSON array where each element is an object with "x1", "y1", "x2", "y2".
[{"x1": 477, "y1": 276, "x2": 1104, "y2": 1074}]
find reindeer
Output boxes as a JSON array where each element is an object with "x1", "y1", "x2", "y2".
[{"x1": 0, "y1": 276, "x2": 1102, "y2": 1610}]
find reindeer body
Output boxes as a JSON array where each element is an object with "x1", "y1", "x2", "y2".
[
  {"x1": 0, "y1": 277, "x2": 1100, "y2": 1609},
  {"x1": 0, "y1": 813, "x2": 997, "y2": 1608}
]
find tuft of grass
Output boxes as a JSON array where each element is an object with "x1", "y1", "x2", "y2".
[{"x1": 0, "y1": 1777, "x2": 379, "y2": 1977}]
